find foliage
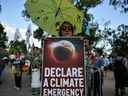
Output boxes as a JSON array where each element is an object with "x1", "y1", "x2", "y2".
[
  {"x1": 112, "y1": 24, "x2": 128, "y2": 55},
  {"x1": 32, "y1": 54, "x2": 42, "y2": 68},
  {"x1": 71, "y1": 0, "x2": 102, "y2": 44},
  {"x1": 22, "y1": 9, "x2": 30, "y2": 21},
  {"x1": 70, "y1": 0, "x2": 102, "y2": 11},
  {"x1": 97, "y1": 24, "x2": 128, "y2": 55},
  {"x1": 0, "y1": 4, "x2": 1, "y2": 12},
  {"x1": 33, "y1": 27, "x2": 44, "y2": 40},
  {"x1": 109, "y1": 0, "x2": 128, "y2": 13},
  {"x1": 26, "y1": 47, "x2": 42, "y2": 68},
  {"x1": 0, "y1": 23, "x2": 8, "y2": 48},
  {"x1": 0, "y1": 48, "x2": 8, "y2": 60},
  {"x1": 0, "y1": 23, "x2": 8, "y2": 60},
  {"x1": 9, "y1": 40, "x2": 27, "y2": 54}
]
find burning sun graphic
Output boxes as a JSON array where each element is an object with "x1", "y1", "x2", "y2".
[{"x1": 48, "y1": 40, "x2": 77, "y2": 63}]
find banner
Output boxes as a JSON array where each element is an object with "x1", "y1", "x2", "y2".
[{"x1": 41, "y1": 37, "x2": 86, "y2": 96}]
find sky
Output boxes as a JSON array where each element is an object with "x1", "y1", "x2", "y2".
[
  {"x1": 88, "y1": 0, "x2": 128, "y2": 28},
  {"x1": 0, "y1": 0, "x2": 38, "y2": 45},
  {"x1": 0, "y1": 0, "x2": 128, "y2": 47}
]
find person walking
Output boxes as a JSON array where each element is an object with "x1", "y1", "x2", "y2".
[
  {"x1": 12, "y1": 51, "x2": 25, "y2": 90},
  {"x1": 93, "y1": 48, "x2": 105, "y2": 96},
  {"x1": 113, "y1": 53, "x2": 126, "y2": 96},
  {"x1": 0, "y1": 58, "x2": 5, "y2": 84}
]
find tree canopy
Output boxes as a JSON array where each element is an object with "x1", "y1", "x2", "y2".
[
  {"x1": 0, "y1": 23, "x2": 8, "y2": 59},
  {"x1": 109, "y1": 0, "x2": 128, "y2": 13},
  {"x1": 0, "y1": 23, "x2": 8, "y2": 48},
  {"x1": 9, "y1": 40, "x2": 27, "y2": 54},
  {"x1": 70, "y1": 0, "x2": 102, "y2": 11},
  {"x1": 97, "y1": 24, "x2": 128, "y2": 55},
  {"x1": 33, "y1": 27, "x2": 43, "y2": 40},
  {"x1": 112, "y1": 24, "x2": 128, "y2": 55}
]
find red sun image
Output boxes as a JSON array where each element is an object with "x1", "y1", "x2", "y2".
[{"x1": 48, "y1": 40, "x2": 77, "y2": 64}]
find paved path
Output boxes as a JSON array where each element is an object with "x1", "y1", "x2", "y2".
[
  {"x1": 0, "y1": 65, "x2": 31, "y2": 96},
  {"x1": 103, "y1": 71, "x2": 128, "y2": 96}
]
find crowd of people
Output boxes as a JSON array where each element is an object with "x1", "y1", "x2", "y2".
[
  {"x1": 112, "y1": 53, "x2": 128, "y2": 96},
  {"x1": 0, "y1": 51, "x2": 31, "y2": 90},
  {"x1": 87, "y1": 48, "x2": 128, "y2": 96}
]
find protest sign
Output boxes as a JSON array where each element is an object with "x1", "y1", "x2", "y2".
[{"x1": 41, "y1": 37, "x2": 86, "y2": 96}]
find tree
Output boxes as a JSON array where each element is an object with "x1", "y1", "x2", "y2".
[
  {"x1": 72, "y1": 0, "x2": 102, "y2": 45},
  {"x1": 0, "y1": 1, "x2": 2, "y2": 12},
  {"x1": 70, "y1": 0, "x2": 102, "y2": 11},
  {"x1": 9, "y1": 40, "x2": 27, "y2": 54},
  {"x1": 0, "y1": 23, "x2": 8, "y2": 48},
  {"x1": 0, "y1": 48, "x2": 8, "y2": 60},
  {"x1": 0, "y1": 23, "x2": 8, "y2": 59},
  {"x1": 0, "y1": 4, "x2": 1, "y2": 12},
  {"x1": 97, "y1": 24, "x2": 128, "y2": 55},
  {"x1": 109, "y1": 0, "x2": 128, "y2": 13},
  {"x1": 112, "y1": 24, "x2": 128, "y2": 55},
  {"x1": 33, "y1": 27, "x2": 44, "y2": 40},
  {"x1": 22, "y1": 9, "x2": 30, "y2": 21}
]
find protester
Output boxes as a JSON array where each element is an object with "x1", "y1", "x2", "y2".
[
  {"x1": 12, "y1": 51, "x2": 25, "y2": 90},
  {"x1": 113, "y1": 53, "x2": 126, "y2": 96},
  {"x1": 58, "y1": 21, "x2": 74, "y2": 36},
  {"x1": 86, "y1": 49, "x2": 96, "y2": 96},
  {"x1": 107, "y1": 55, "x2": 113, "y2": 71},
  {"x1": 103, "y1": 53, "x2": 110, "y2": 77},
  {"x1": 34, "y1": 21, "x2": 77, "y2": 96},
  {"x1": 0, "y1": 58, "x2": 5, "y2": 84},
  {"x1": 0, "y1": 48, "x2": 8, "y2": 84},
  {"x1": 122, "y1": 55, "x2": 128, "y2": 87},
  {"x1": 93, "y1": 48, "x2": 104, "y2": 96}
]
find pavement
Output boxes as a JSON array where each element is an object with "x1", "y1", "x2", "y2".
[
  {"x1": 103, "y1": 71, "x2": 128, "y2": 96},
  {"x1": 0, "y1": 65, "x2": 31, "y2": 96}
]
